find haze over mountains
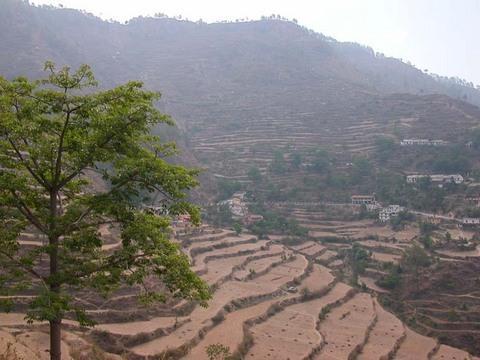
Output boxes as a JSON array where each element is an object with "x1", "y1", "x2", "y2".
[{"x1": 2, "y1": 0, "x2": 480, "y2": 193}]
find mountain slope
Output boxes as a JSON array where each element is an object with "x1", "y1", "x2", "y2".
[{"x1": 1, "y1": 0, "x2": 480, "y2": 201}]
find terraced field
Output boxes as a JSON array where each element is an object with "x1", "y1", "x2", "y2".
[{"x1": 1, "y1": 223, "x2": 478, "y2": 359}]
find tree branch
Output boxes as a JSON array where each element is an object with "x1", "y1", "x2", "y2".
[
  {"x1": 0, "y1": 248, "x2": 47, "y2": 284},
  {"x1": 9, "y1": 190, "x2": 47, "y2": 234},
  {"x1": 6, "y1": 137, "x2": 50, "y2": 189}
]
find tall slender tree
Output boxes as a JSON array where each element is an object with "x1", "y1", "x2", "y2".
[{"x1": 0, "y1": 62, "x2": 210, "y2": 360}]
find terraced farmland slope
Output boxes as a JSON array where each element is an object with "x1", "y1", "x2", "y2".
[{"x1": 2, "y1": 223, "x2": 478, "y2": 359}]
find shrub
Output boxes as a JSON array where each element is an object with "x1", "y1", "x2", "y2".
[{"x1": 206, "y1": 344, "x2": 232, "y2": 360}]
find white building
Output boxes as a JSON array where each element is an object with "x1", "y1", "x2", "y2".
[
  {"x1": 351, "y1": 195, "x2": 376, "y2": 205},
  {"x1": 366, "y1": 203, "x2": 381, "y2": 211},
  {"x1": 406, "y1": 174, "x2": 463, "y2": 185},
  {"x1": 218, "y1": 197, "x2": 248, "y2": 217},
  {"x1": 461, "y1": 218, "x2": 480, "y2": 225},
  {"x1": 400, "y1": 139, "x2": 447, "y2": 146},
  {"x1": 379, "y1": 205, "x2": 405, "y2": 222}
]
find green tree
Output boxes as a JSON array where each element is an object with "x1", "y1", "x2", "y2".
[
  {"x1": 232, "y1": 222, "x2": 242, "y2": 235},
  {"x1": 311, "y1": 148, "x2": 330, "y2": 173},
  {"x1": 347, "y1": 243, "x2": 371, "y2": 285},
  {"x1": 375, "y1": 136, "x2": 395, "y2": 163},
  {"x1": 270, "y1": 150, "x2": 286, "y2": 174},
  {"x1": 402, "y1": 244, "x2": 431, "y2": 289},
  {"x1": 352, "y1": 156, "x2": 373, "y2": 180},
  {"x1": 247, "y1": 166, "x2": 262, "y2": 183},
  {"x1": 0, "y1": 63, "x2": 211, "y2": 360},
  {"x1": 290, "y1": 151, "x2": 302, "y2": 169}
]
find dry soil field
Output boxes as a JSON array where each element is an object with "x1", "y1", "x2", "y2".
[{"x1": 1, "y1": 222, "x2": 478, "y2": 359}]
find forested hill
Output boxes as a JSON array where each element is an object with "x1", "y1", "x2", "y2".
[{"x1": 2, "y1": 0, "x2": 480, "y2": 203}]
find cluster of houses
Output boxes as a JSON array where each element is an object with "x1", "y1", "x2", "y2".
[
  {"x1": 406, "y1": 174, "x2": 464, "y2": 185},
  {"x1": 379, "y1": 205, "x2": 406, "y2": 222},
  {"x1": 466, "y1": 196, "x2": 480, "y2": 207},
  {"x1": 143, "y1": 204, "x2": 193, "y2": 227},
  {"x1": 351, "y1": 195, "x2": 405, "y2": 222},
  {"x1": 461, "y1": 218, "x2": 480, "y2": 226},
  {"x1": 218, "y1": 192, "x2": 264, "y2": 225},
  {"x1": 400, "y1": 139, "x2": 447, "y2": 146}
]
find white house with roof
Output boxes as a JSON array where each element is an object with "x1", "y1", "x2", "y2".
[
  {"x1": 406, "y1": 174, "x2": 463, "y2": 185},
  {"x1": 379, "y1": 205, "x2": 405, "y2": 222},
  {"x1": 461, "y1": 218, "x2": 480, "y2": 225},
  {"x1": 351, "y1": 195, "x2": 376, "y2": 205},
  {"x1": 400, "y1": 139, "x2": 447, "y2": 146}
]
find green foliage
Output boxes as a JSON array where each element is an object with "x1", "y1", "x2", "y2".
[
  {"x1": 376, "y1": 265, "x2": 402, "y2": 289},
  {"x1": 0, "y1": 63, "x2": 211, "y2": 331},
  {"x1": 206, "y1": 343, "x2": 232, "y2": 360},
  {"x1": 419, "y1": 221, "x2": 438, "y2": 236},
  {"x1": 352, "y1": 156, "x2": 373, "y2": 179},
  {"x1": 217, "y1": 179, "x2": 242, "y2": 200},
  {"x1": 248, "y1": 207, "x2": 307, "y2": 238},
  {"x1": 205, "y1": 204, "x2": 234, "y2": 227},
  {"x1": 402, "y1": 244, "x2": 431, "y2": 272},
  {"x1": 375, "y1": 136, "x2": 395, "y2": 163},
  {"x1": 232, "y1": 222, "x2": 242, "y2": 235},
  {"x1": 420, "y1": 235, "x2": 433, "y2": 249},
  {"x1": 269, "y1": 150, "x2": 287, "y2": 174},
  {"x1": 290, "y1": 151, "x2": 302, "y2": 169},
  {"x1": 347, "y1": 243, "x2": 371, "y2": 284},
  {"x1": 390, "y1": 211, "x2": 415, "y2": 230},
  {"x1": 472, "y1": 128, "x2": 480, "y2": 149},
  {"x1": 310, "y1": 148, "x2": 330, "y2": 173},
  {"x1": 431, "y1": 148, "x2": 471, "y2": 173},
  {"x1": 247, "y1": 166, "x2": 262, "y2": 183}
]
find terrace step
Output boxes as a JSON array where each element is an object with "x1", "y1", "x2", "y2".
[
  {"x1": 394, "y1": 327, "x2": 437, "y2": 360},
  {"x1": 129, "y1": 254, "x2": 308, "y2": 357},
  {"x1": 245, "y1": 282, "x2": 352, "y2": 359},
  {"x1": 357, "y1": 298, "x2": 405, "y2": 360},
  {"x1": 315, "y1": 293, "x2": 376, "y2": 359}
]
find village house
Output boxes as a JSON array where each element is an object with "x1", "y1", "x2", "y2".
[
  {"x1": 243, "y1": 214, "x2": 264, "y2": 225},
  {"x1": 351, "y1": 195, "x2": 376, "y2": 205},
  {"x1": 466, "y1": 196, "x2": 480, "y2": 207},
  {"x1": 379, "y1": 205, "x2": 405, "y2": 222},
  {"x1": 400, "y1": 139, "x2": 447, "y2": 146},
  {"x1": 366, "y1": 203, "x2": 381, "y2": 211},
  {"x1": 461, "y1": 218, "x2": 480, "y2": 226},
  {"x1": 406, "y1": 174, "x2": 464, "y2": 185}
]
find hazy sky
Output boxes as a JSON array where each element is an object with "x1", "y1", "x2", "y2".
[{"x1": 34, "y1": 0, "x2": 480, "y2": 86}]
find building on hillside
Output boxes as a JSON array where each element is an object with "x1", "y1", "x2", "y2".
[
  {"x1": 400, "y1": 139, "x2": 447, "y2": 146},
  {"x1": 366, "y1": 203, "x2": 381, "y2": 211},
  {"x1": 218, "y1": 197, "x2": 248, "y2": 218},
  {"x1": 461, "y1": 218, "x2": 480, "y2": 226},
  {"x1": 143, "y1": 202, "x2": 169, "y2": 216},
  {"x1": 466, "y1": 196, "x2": 480, "y2": 207},
  {"x1": 351, "y1": 195, "x2": 376, "y2": 205},
  {"x1": 232, "y1": 191, "x2": 247, "y2": 200},
  {"x1": 406, "y1": 174, "x2": 464, "y2": 185},
  {"x1": 430, "y1": 174, "x2": 464, "y2": 184},
  {"x1": 243, "y1": 214, "x2": 264, "y2": 225},
  {"x1": 379, "y1": 205, "x2": 405, "y2": 222}
]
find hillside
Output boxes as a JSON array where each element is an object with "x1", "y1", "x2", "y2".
[
  {"x1": 2, "y1": 1, "x2": 480, "y2": 203},
  {"x1": 3, "y1": 2, "x2": 480, "y2": 359}
]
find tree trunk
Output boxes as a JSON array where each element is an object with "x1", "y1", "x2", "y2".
[
  {"x1": 49, "y1": 189, "x2": 61, "y2": 360},
  {"x1": 49, "y1": 319, "x2": 62, "y2": 360}
]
